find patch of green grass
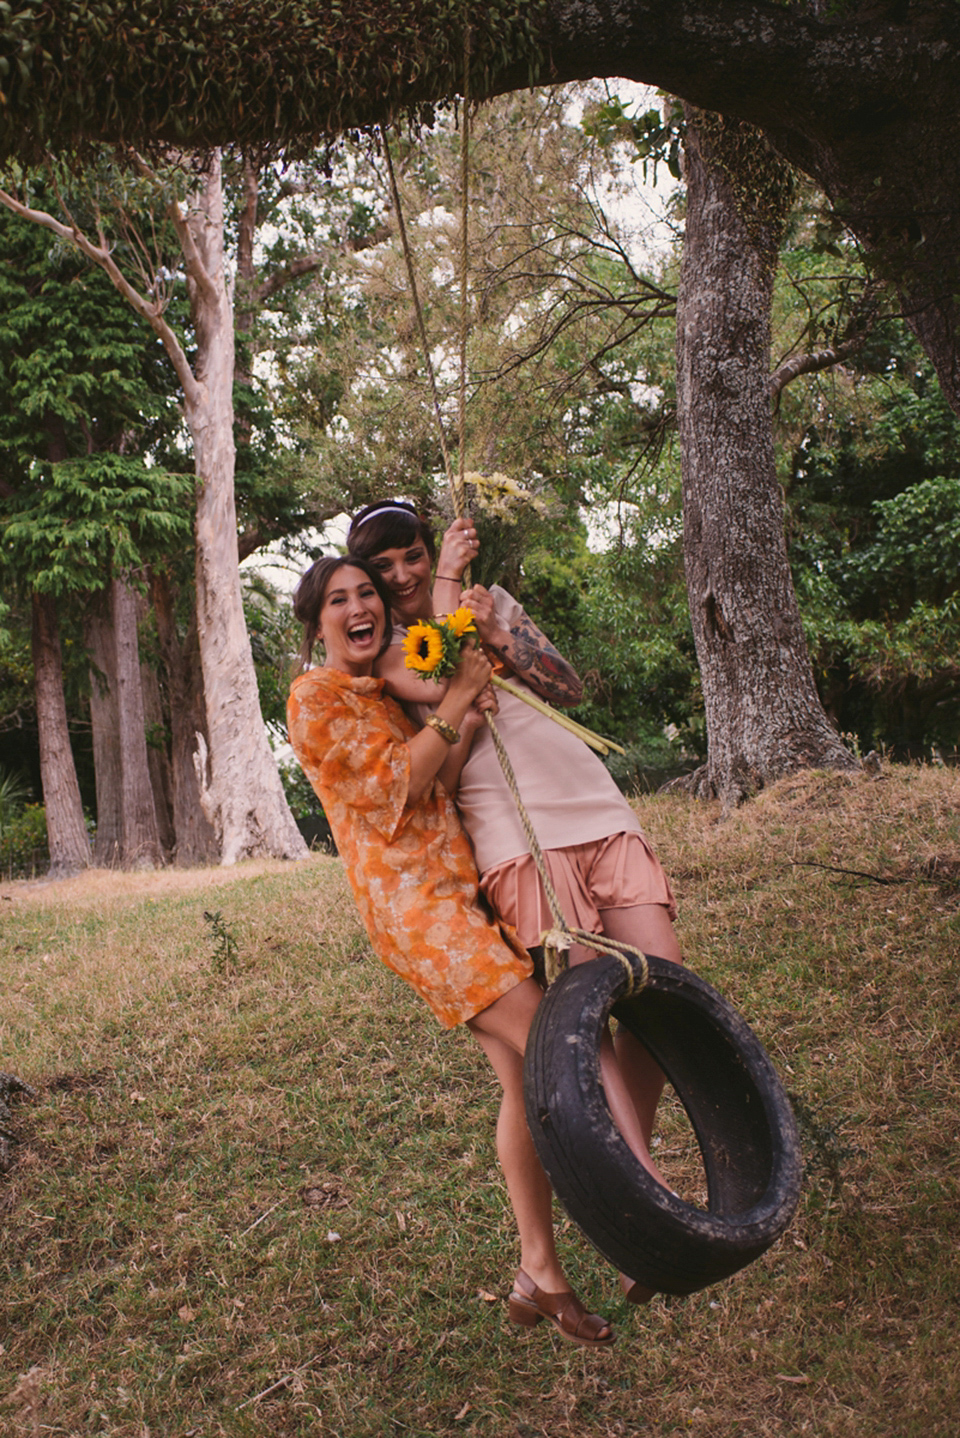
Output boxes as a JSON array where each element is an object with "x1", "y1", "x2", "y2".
[{"x1": 2, "y1": 767, "x2": 959, "y2": 1435}]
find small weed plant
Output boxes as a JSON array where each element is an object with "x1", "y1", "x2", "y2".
[{"x1": 203, "y1": 908, "x2": 240, "y2": 975}]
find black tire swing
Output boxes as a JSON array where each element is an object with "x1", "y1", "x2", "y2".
[{"x1": 523, "y1": 948, "x2": 803, "y2": 1295}]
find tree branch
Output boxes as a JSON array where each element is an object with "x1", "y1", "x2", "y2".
[
  {"x1": 0, "y1": 185, "x2": 200, "y2": 407},
  {"x1": 768, "y1": 334, "x2": 868, "y2": 400},
  {"x1": 252, "y1": 225, "x2": 392, "y2": 304},
  {"x1": 131, "y1": 151, "x2": 221, "y2": 311}
]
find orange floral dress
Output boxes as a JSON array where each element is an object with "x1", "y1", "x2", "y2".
[{"x1": 287, "y1": 666, "x2": 532, "y2": 1028}]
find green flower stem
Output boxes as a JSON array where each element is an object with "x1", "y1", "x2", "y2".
[{"x1": 490, "y1": 675, "x2": 625, "y2": 756}]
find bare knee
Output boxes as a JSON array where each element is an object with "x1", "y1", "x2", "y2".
[{"x1": 467, "y1": 976, "x2": 542, "y2": 1058}]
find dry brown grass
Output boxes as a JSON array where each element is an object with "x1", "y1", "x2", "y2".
[{"x1": 1, "y1": 764, "x2": 958, "y2": 1436}]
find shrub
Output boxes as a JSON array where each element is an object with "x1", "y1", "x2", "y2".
[{"x1": 0, "y1": 803, "x2": 49, "y2": 878}]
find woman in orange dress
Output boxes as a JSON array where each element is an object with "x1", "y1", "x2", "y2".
[{"x1": 287, "y1": 555, "x2": 617, "y2": 1346}]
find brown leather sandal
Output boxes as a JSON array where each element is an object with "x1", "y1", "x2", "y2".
[
  {"x1": 620, "y1": 1272, "x2": 656, "y2": 1305},
  {"x1": 508, "y1": 1269, "x2": 615, "y2": 1347}
]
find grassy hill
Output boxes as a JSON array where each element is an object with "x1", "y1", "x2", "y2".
[{"x1": 1, "y1": 765, "x2": 958, "y2": 1436}]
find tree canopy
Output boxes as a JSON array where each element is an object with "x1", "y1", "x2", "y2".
[{"x1": 4, "y1": 1, "x2": 958, "y2": 417}]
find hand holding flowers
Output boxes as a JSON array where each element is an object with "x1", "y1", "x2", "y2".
[{"x1": 402, "y1": 608, "x2": 478, "y2": 682}]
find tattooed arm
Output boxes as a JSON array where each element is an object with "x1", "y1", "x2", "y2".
[{"x1": 458, "y1": 583, "x2": 583, "y2": 707}]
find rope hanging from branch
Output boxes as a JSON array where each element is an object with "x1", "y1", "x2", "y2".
[{"x1": 382, "y1": 57, "x2": 641, "y2": 990}]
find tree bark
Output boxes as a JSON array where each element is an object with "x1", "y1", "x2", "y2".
[
  {"x1": 85, "y1": 597, "x2": 124, "y2": 866},
  {"x1": 180, "y1": 156, "x2": 307, "y2": 863},
  {"x1": 139, "y1": 646, "x2": 177, "y2": 860},
  {"x1": 150, "y1": 571, "x2": 219, "y2": 867},
  {"x1": 85, "y1": 581, "x2": 165, "y2": 867},
  {"x1": 111, "y1": 575, "x2": 164, "y2": 868},
  {"x1": 676, "y1": 110, "x2": 859, "y2": 808},
  {"x1": 31, "y1": 591, "x2": 91, "y2": 876}
]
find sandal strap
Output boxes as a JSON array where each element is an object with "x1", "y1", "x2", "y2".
[
  {"x1": 512, "y1": 1270, "x2": 612, "y2": 1343},
  {"x1": 553, "y1": 1291, "x2": 611, "y2": 1342}
]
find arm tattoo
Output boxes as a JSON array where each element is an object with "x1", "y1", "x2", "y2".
[{"x1": 485, "y1": 614, "x2": 583, "y2": 704}]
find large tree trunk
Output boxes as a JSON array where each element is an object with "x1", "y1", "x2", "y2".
[
  {"x1": 150, "y1": 570, "x2": 219, "y2": 867},
  {"x1": 85, "y1": 598, "x2": 123, "y2": 866},
  {"x1": 31, "y1": 591, "x2": 91, "y2": 876},
  {"x1": 181, "y1": 155, "x2": 307, "y2": 864},
  {"x1": 111, "y1": 575, "x2": 163, "y2": 868},
  {"x1": 676, "y1": 110, "x2": 859, "y2": 809}
]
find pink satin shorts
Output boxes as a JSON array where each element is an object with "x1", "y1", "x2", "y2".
[{"x1": 480, "y1": 830, "x2": 677, "y2": 950}]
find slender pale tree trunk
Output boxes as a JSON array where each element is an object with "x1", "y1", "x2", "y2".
[
  {"x1": 677, "y1": 109, "x2": 858, "y2": 808},
  {"x1": 180, "y1": 157, "x2": 307, "y2": 863},
  {"x1": 31, "y1": 592, "x2": 91, "y2": 875},
  {"x1": 86, "y1": 599, "x2": 123, "y2": 866}
]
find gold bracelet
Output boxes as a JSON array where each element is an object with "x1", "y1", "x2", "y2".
[{"x1": 425, "y1": 714, "x2": 460, "y2": 745}]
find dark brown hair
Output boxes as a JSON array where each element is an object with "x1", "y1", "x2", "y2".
[
  {"x1": 292, "y1": 556, "x2": 393, "y2": 670},
  {"x1": 346, "y1": 499, "x2": 437, "y2": 565}
]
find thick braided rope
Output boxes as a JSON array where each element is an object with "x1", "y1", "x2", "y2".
[
  {"x1": 453, "y1": 23, "x2": 473, "y2": 587},
  {"x1": 455, "y1": 24, "x2": 471, "y2": 535}
]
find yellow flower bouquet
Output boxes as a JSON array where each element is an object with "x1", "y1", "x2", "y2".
[{"x1": 402, "y1": 608, "x2": 478, "y2": 682}]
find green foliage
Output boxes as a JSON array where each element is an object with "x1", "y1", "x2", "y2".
[
  {"x1": 789, "y1": 1094, "x2": 861, "y2": 1198},
  {"x1": 1, "y1": 452, "x2": 193, "y2": 598},
  {"x1": 0, "y1": 763, "x2": 29, "y2": 835},
  {"x1": 839, "y1": 476, "x2": 960, "y2": 616},
  {"x1": 784, "y1": 334, "x2": 960, "y2": 755},
  {"x1": 242, "y1": 570, "x2": 300, "y2": 736},
  {"x1": 0, "y1": 601, "x2": 32, "y2": 720},
  {"x1": 516, "y1": 484, "x2": 704, "y2": 763},
  {"x1": 0, "y1": 197, "x2": 184, "y2": 486},
  {"x1": 1, "y1": 0, "x2": 549, "y2": 162},
  {"x1": 0, "y1": 801, "x2": 47, "y2": 876},
  {"x1": 278, "y1": 758, "x2": 325, "y2": 819},
  {"x1": 582, "y1": 94, "x2": 684, "y2": 183},
  {"x1": 0, "y1": 195, "x2": 193, "y2": 598},
  {"x1": 202, "y1": 908, "x2": 239, "y2": 976}
]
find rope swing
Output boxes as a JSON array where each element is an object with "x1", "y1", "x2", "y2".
[
  {"x1": 380, "y1": 55, "x2": 637, "y2": 987},
  {"x1": 381, "y1": 67, "x2": 802, "y2": 1294}
]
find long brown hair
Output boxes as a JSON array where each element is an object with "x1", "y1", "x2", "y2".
[{"x1": 292, "y1": 557, "x2": 393, "y2": 670}]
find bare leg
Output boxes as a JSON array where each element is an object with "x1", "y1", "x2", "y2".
[
  {"x1": 468, "y1": 1024, "x2": 568, "y2": 1293},
  {"x1": 467, "y1": 978, "x2": 613, "y2": 1336},
  {"x1": 564, "y1": 936, "x2": 670, "y2": 1187},
  {"x1": 584, "y1": 903, "x2": 684, "y2": 1301},
  {"x1": 599, "y1": 903, "x2": 682, "y2": 1149}
]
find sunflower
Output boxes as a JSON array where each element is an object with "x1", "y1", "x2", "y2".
[
  {"x1": 402, "y1": 621, "x2": 445, "y2": 674},
  {"x1": 444, "y1": 607, "x2": 477, "y2": 640}
]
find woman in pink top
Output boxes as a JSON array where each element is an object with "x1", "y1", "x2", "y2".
[{"x1": 348, "y1": 502, "x2": 684, "y2": 1303}]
